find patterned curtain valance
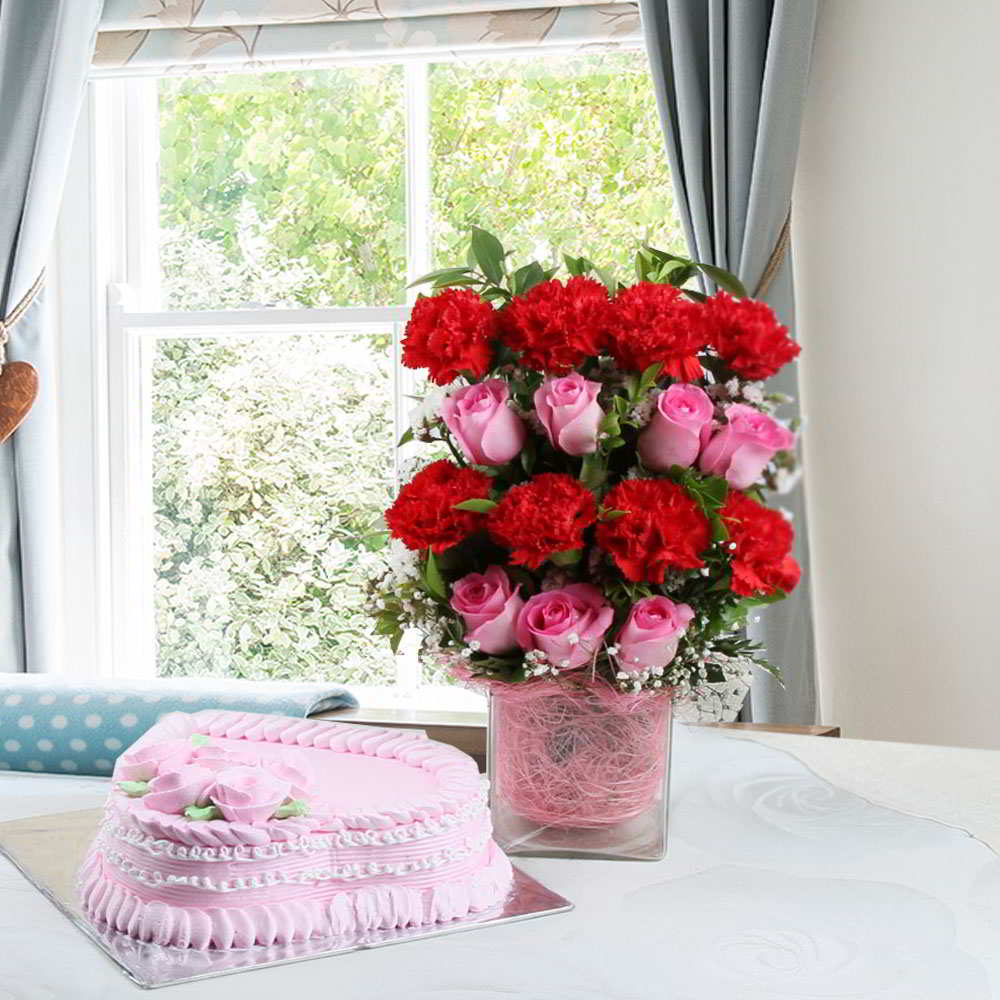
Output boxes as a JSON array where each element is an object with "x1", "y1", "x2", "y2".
[{"x1": 94, "y1": 2, "x2": 641, "y2": 75}]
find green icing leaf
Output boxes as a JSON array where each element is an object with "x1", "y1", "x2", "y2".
[
  {"x1": 274, "y1": 799, "x2": 309, "y2": 819},
  {"x1": 118, "y1": 780, "x2": 149, "y2": 797},
  {"x1": 184, "y1": 804, "x2": 223, "y2": 821},
  {"x1": 189, "y1": 733, "x2": 211, "y2": 747}
]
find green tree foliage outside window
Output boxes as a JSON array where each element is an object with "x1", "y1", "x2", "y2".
[{"x1": 153, "y1": 51, "x2": 681, "y2": 685}]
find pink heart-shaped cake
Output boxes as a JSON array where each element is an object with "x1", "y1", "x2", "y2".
[{"x1": 79, "y1": 710, "x2": 512, "y2": 949}]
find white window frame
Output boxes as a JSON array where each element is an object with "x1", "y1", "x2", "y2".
[{"x1": 52, "y1": 45, "x2": 644, "y2": 706}]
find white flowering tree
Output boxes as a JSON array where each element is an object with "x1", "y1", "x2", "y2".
[{"x1": 153, "y1": 52, "x2": 680, "y2": 684}]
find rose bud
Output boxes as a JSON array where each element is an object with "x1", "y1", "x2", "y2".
[
  {"x1": 440, "y1": 379, "x2": 527, "y2": 466},
  {"x1": 616, "y1": 596, "x2": 694, "y2": 673},
  {"x1": 515, "y1": 584, "x2": 614, "y2": 669},
  {"x1": 113, "y1": 738, "x2": 192, "y2": 783},
  {"x1": 533, "y1": 373, "x2": 605, "y2": 456},
  {"x1": 699, "y1": 403, "x2": 796, "y2": 489},
  {"x1": 450, "y1": 566, "x2": 525, "y2": 655},
  {"x1": 209, "y1": 766, "x2": 293, "y2": 825},
  {"x1": 141, "y1": 764, "x2": 216, "y2": 815},
  {"x1": 638, "y1": 383, "x2": 714, "y2": 471}
]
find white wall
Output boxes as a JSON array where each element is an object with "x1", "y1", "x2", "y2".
[{"x1": 794, "y1": 0, "x2": 1000, "y2": 748}]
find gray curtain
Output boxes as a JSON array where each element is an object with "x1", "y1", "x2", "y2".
[
  {"x1": 0, "y1": 1, "x2": 103, "y2": 673},
  {"x1": 639, "y1": 0, "x2": 819, "y2": 723}
]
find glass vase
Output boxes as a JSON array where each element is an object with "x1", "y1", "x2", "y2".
[{"x1": 487, "y1": 680, "x2": 673, "y2": 860}]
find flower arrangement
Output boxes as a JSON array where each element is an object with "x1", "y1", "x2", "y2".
[{"x1": 370, "y1": 229, "x2": 802, "y2": 703}]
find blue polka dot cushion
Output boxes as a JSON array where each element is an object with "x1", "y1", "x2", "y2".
[{"x1": 0, "y1": 675, "x2": 357, "y2": 777}]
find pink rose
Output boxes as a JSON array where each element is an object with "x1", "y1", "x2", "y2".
[
  {"x1": 209, "y1": 766, "x2": 292, "y2": 825},
  {"x1": 113, "y1": 738, "x2": 192, "y2": 782},
  {"x1": 638, "y1": 383, "x2": 714, "y2": 471},
  {"x1": 616, "y1": 596, "x2": 694, "y2": 674},
  {"x1": 534, "y1": 373, "x2": 605, "y2": 456},
  {"x1": 699, "y1": 403, "x2": 796, "y2": 489},
  {"x1": 141, "y1": 764, "x2": 216, "y2": 814},
  {"x1": 515, "y1": 584, "x2": 614, "y2": 669},
  {"x1": 450, "y1": 566, "x2": 525, "y2": 655},
  {"x1": 440, "y1": 380, "x2": 527, "y2": 466}
]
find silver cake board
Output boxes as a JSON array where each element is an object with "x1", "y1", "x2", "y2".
[{"x1": 0, "y1": 808, "x2": 573, "y2": 989}]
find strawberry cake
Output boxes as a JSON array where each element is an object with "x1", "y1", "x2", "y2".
[{"x1": 79, "y1": 710, "x2": 512, "y2": 949}]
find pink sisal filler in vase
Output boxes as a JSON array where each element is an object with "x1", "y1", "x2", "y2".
[{"x1": 368, "y1": 229, "x2": 805, "y2": 860}]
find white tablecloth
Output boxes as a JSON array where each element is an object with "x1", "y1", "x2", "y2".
[{"x1": 2, "y1": 724, "x2": 999, "y2": 999}]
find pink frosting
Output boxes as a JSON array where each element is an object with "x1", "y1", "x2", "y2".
[
  {"x1": 533, "y1": 373, "x2": 604, "y2": 455},
  {"x1": 699, "y1": 403, "x2": 796, "y2": 489},
  {"x1": 80, "y1": 709, "x2": 512, "y2": 950},
  {"x1": 450, "y1": 565, "x2": 525, "y2": 655},
  {"x1": 616, "y1": 596, "x2": 694, "y2": 673},
  {"x1": 440, "y1": 380, "x2": 526, "y2": 466},
  {"x1": 638, "y1": 383, "x2": 714, "y2": 471},
  {"x1": 515, "y1": 584, "x2": 614, "y2": 669}
]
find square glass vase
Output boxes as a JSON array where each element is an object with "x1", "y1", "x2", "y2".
[{"x1": 487, "y1": 680, "x2": 673, "y2": 861}]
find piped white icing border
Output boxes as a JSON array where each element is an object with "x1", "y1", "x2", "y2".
[
  {"x1": 100, "y1": 830, "x2": 492, "y2": 892},
  {"x1": 80, "y1": 842, "x2": 513, "y2": 949}
]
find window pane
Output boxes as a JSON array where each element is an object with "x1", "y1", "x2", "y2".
[
  {"x1": 151, "y1": 330, "x2": 395, "y2": 684},
  {"x1": 158, "y1": 67, "x2": 406, "y2": 310},
  {"x1": 430, "y1": 52, "x2": 684, "y2": 274}
]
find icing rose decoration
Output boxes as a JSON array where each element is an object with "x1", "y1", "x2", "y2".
[
  {"x1": 141, "y1": 764, "x2": 216, "y2": 814},
  {"x1": 264, "y1": 752, "x2": 317, "y2": 801},
  {"x1": 440, "y1": 380, "x2": 527, "y2": 466},
  {"x1": 209, "y1": 766, "x2": 293, "y2": 825},
  {"x1": 515, "y1": 584, "x2": 614, "y2": 669},
  {"x1": 616, "y1": 596, "x2": 694, "y2": 673},
  {"x1": 533, "y1": 373, "x2": 604, "y2": 456},
  {"x1": 638, "y1": 383, "x2": 714, "y2": 471},
  {"x1": 699, "y1": 403, "x2": 796, "y2": 489},
  {"x1": 113, "y1": 738, "x2": 192, "y2": 783},
  {"x1": 189, "y1": 744, "x2": 260, "y2": 772},
  {"x1": 450, "y1": 565, "x2": 525, "y2": 655}
]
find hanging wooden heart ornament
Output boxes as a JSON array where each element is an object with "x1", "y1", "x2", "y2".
[
  {"x1": 0, "y1": 271, "x2": 45, "y2": 444},
  {"x1": 0, "y1": 360, "x2": 39, "y2": 444}
]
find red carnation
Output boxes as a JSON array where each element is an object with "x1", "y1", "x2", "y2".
[
  {"x1": 609, "y1": 282, "x2": 710, "y2": 380},
  {"x1": 706, "y1": 291, "x2": 800, "y2": 380},
  {"x1": 596, "y1": 478, "x2": 710, "y2": 583},
  {"x1": 385, "y1": 460, "x2": 492, "y2": 554},
  {"x1": 500, "y1": 276, "x2": 613, "y2": 373},
  {"x1": 722, "y1": 490, "x2": 801, "y2": 596},
  {"x1": 487, "y1": 473, "x2": 597, "y2": 568},
  {"x1": 402, "y1": 289, "x2": 498, "y2": 385}
]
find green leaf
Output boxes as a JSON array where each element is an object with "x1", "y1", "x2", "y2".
[
  {"x1": 274, "y1": 798, "x2": 309, "y2": 819},
  {"x1": 579, "y1": 452, "x2": 606, "y2": 490},
  {"x1": 452, "y1": 498, "x2": 497, "y2": 512},
  {"x1": 600, "y1": 508, "x2": 627, "y2": 521},
  {"x1": 118, "y1": 780, "x2": 149, "y2": 797},
  {"x1": 598, "y1": 411, "x2": 621, "y2": 437},
  {"x1": 184, "y1": 804, "x2": 223, "y2": 821},
  {"x1": 593, "y1": 264, "x2": 619, "y2": 295},
  {"x1": 638, "y1": 362, "x2": 663, "y2": 393},
  {"x1": 511, "y1": 261, "x2": 546, "y2": 296},
  {"x1": 388, "y1": 629, "x2": 404, "y2": 654},
  {"x1": 423, "y1": 549, "x2": 448, "y2": 601},
  {"x1": 564, "y1": 254, "x2": 594, "y2": 277},
  {"x1": 550, "y1": 548, "x2": 582, "y2": 566},
  {"x1": 407, "y1": 266, "x2": 474, "y2": 289},
  {"x1": 469, "y1": 227, "x2": 506, "y2": 284},
  {"x1": 695, "y1": 262, "x2": 748, "y2": 298},
  {"x1": 397, "y1": 427, "x2": 414, "y2": 447},
  {"x1": 520, "y1": 435, "x2": 537, "y2": 476},
  {"x1": 682, "y1": 287, "x2": 708, "y2": 303}
]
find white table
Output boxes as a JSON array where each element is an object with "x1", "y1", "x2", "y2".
[{"x1": 2, "y1": 724, "x2": 999, "y2": 999}]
